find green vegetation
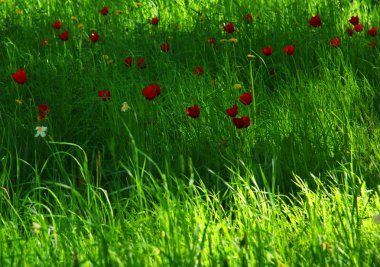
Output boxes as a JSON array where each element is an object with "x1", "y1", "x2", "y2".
[{"x1": 1, "y1": 0, "x2": 380, "y2": 265}]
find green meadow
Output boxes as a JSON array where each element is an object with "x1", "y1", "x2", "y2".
[{"x1": 1, "y1": 0, "x2": 380, "y2": 265}]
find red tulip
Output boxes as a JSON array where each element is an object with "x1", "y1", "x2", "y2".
[
  {"x1": 59, "y1": 31, "x2": 69, "y2": 41},
  {"x1": 368, "y1": 27, "x2": 378, "y2": 37},
  {"x1": 150, "y1": 17, "x2": 159, "y2": 25},
  {"x1": 346, "y1": 28, "x2": 354, "y2": 36},
  {"x1": 226, "y1": 105, "x2": 238, "y2": 117},
  {"x1": 98, "y1": 90, "x2": 111, "y2": 101},
  {"x1": 38, "y1": 104, "x2": 50, "y2": 120},
  {"x1": 186, "y1": 104, "x2": 200, "y2": 118},
  {"x1": 142, "y1": 84, "x2": 160, "y2": 100},
  {"x1": 40, "y1": 39, "x2": 48, "y2": 46},
  {"x1": 193, "y1": 66, "x2": 204, "y2": 75},
  {"x1": 160, "y1": 42, "x2": 170, "y2": 52},
  {"x1": 223, "y1": 22, "x2": 235, "y2": 33},
  {"x1": 52, "y1": 20, "x2": 62, "y2": 29},
  {"x1": 329, "y1": 37, "x2": 340, "y2": 48},
  {"x1": 283, "y1": 45, "x2": 295, "y2": 55},
  {"x1": 89, "y1": 32, "x2": 99, "y2": 43},
  {"x1": 233, "y1": 116, "x2": 250, "y2": 128},
  {"x1": 262, "y1": 45, "x2": 272, "y2": 56},
  {"x1": 239, "y1": 92, "x2": 253, "y2": 105},
  {"x1": 309, "y1": 15, "x2": 321, "y2": 27},
  {"x1": 353, "y1": 23, "x2": 363, "y2": 32},
  {"x1": 137, "y1": 58, "x2": 146, "y2": 68},
  {"x1": 245, "y1": 13, "x2": 253, "y2": 24},
  {"x1": 99, "y1": 6, "x2": 108, "y2": 16},
  {"x1": 349, "y1": 16, "x2": 359, "y2": 26},
  {"x1": 208, "y1": 37, "x2": 216, "y2": 45},
  {"x1": 125, "y1": 57, "x2": 133, "y2": 67},
  {"x1": 12, "y1": 70, "x2": 27, "y2": 84}
]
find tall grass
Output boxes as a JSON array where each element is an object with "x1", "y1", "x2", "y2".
[{"x1": 1, "y1": 0, "x2": 380, "y2": 265}]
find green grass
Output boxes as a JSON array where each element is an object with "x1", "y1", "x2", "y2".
[{"x1": 1, "y1": 0, "x2": 380, "y2": 265}]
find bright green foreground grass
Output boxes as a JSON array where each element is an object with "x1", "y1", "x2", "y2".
[{"x1": 1, "y1": 0, "x2": 380, "y2": 265}]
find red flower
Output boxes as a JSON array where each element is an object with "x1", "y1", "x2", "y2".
[
  {"x1": 309, "y1": 15, "x2": 321, "y2": 27},
  {"x1": 89, "y1": 32, "x2": 99, "y2": 43},
  {"x1": 142, "y1": 84, "x2": 161, "y2": 100},
  {"x1": 233, "y1": 116, "x2": 250, "y2": 128},
  {"x1": 349, "y1": 16, "x2": 359, "y2": 25},
  {"x1": 346, "y1": 28, "x2": 354, "y2": 36},
  {"x1": 99, "y1": 6, "x2": 108, "y2": 16},
  {"x1": 353, "y1": 23, "x2": 363, "y2": 32},
  {"x1": 245, "y1": 13, "x2": 253, "y2": 24},
  {"x1": 150, "y1": 17, "x2": 159, "y2": 25},
  {"x1": 193, "y1": 66, "x2": 204, "y2": 75},
  {"x1": 226, "y1": 105, "x2": 238, "y2": 117},
  {"x1": 283, "y1": 45, "x2": 295, "y2": 55},
  {"x1": 186, "y1": 104, "x2": 200, "y2": 118},
  {"x1": 52, "y1": 20, "x2": 62, "y2": 29},
  {"x1": 137, "y1": 58, "x2": 146, "y2": 68},
  {"x1": 12, "y1": 69, "x2": 27, "y2": 84},
  {"x1": 125, "y1": 57, "x2": 133, "y2": 67},
  {"x1": 160, "y1": 42, "x2": 170, "y2": 52},
  {"x1": 38, "y1": 104, "x2": 50, "y2": 120},
  {"x1": 368, "y1": 27, "x2": 378, "y2": 37},
  {"x1": 98, "y1": 90, "x2": 111, "y2": 101},
  {"x1": 223, "y1": 22, "x2": 235, "y2": 33},
  {"x1": 368, "y1": 40, "x2": 377, "y2": 48},
  {"x1": 239, "y1": 92, "x2": 253, "y2": 105},
  {"x1": 40, "y1": 38, "x2": 48, "y2": 46},
  {"x1": 329, "y1": 37, "x2": 340, "y2": 48},
  {"x1": 262, "y1": 45, "x2": 272, "y2": 56},
  {"x1": 59, "y1": 31, "x2": 69, "y2": 41},
  {"x1": 208, "y1": 37, "x2": 216, "y2": 45}
]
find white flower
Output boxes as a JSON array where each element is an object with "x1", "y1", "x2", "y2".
[
  {"x1": 35, "y1": 126, "x2": 47, "y2": 137},
  {"x1": 121, "y1": 102, "x2": 130, "y2": 112},
  {"x1": 373, "y1": 214, "x2": 380, "y2": 224}
]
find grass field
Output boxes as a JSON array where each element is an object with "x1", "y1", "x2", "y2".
[{"x1": 1, "y1": 0, "x2": 380, "y2": 266}]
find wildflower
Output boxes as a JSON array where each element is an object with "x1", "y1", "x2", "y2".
[
  {"x1": 346, "y1": 28, "x2": 353, "y2": 36},
  {"x1": 12, "y1": 70, "x2": 27, "y2": 84},
  {"x1": 38, "y1": 104, "x2": 50, "y2": 120},
  {"x1": 226, "y1": 104, "x2": 238, "y2": 117},
  {"x1": 33, "y1": 222, "x2": 42, "y2": 234},
  {"x1": 52, "y1": 20, "x2": 62, "y2": 29},
  {"x1": 151, "y1": 17, "x2": 159, "y2": 25},
  {"x1": 70, "y1": 16, "x2": 78, "y2": 21},
  {"x1": 98, "y1": 90, "x2": 111, "y2": 101},
  {"x1": 309, "y1": 15, "x2": 321, "y2": 27},
  {"x1": 121, "y1": 102, "x2": 130, "y2": 112},
  {"x1": 40, "y1": 38, "x2": 48, "y2": 46},
  {"x1": 137, "y1": 58, "x2": 146, "y2": 68},
  {"x1": 239, "y1": 92, "x2": 253, "y2": 105},
  {"x1": 233, "y1": 83, "x2": 242, "y2": 90},
  {"x1": 208, "y1": 37, "x2": 216, "y2": 45},
  {"x1": 89, "y1": 32, "x2": 99, "y2": 43},
  {"x1": 99, "y1": 6, "x2": 108, "y2": 16},
  {"x1": 35, "y1": 126, "x2": 47, "y2": 138},
  {"x1": 16, "y1": 10, "x2": 23, "y2": 15},
  {"x1": 135, "y1": 2, "x2": 143, "y2": 7},
  {"x1": 373, "y1": 214, "x2": 380, "y2": 224},
  {"x1": 15, "y1": 99, "x2": 23, "y2": 105},
  {"x1": 142, "y1": 84, "x2": 161, "y2": 100},
  {"x1": 262, "y1": 45, "x2": 272, "y2": 56},
  {"x1": 368, "y1": 40, "x2": 376, "y2": 48},
  {"x1": 186, "y1": 104, "x2": 200, "y2": 118},
  {"x1": 77, "y1": 23, "x2": 84, "y2": 30},
  {"x1": 349, "y1": 16, "x2": 359, "y2": 25},
  {"x1": 103, "y1": 55, "x2": 114, "y2": 64},
  {"x1": 329, "y1": 37, "x2": 340, "y2": 48},
  {"x1": 228, "y1": 38, "x2": 238, "y2": 43},
  {"x1": 160, "y1": 42, "x2": 170, "y2": 52},
  {"x1": 283, "y1": 45, "x2": 295, "y2": 55},
  {"x1": 59, "y1": 31, "x2": 69, "y2": 41},
  {"x1": 115, "y1": 10, "x2": 123, "y2": 15},
  {"x1": 193, "y1": 66, "x2": 204, "y2": 75},
  {"x1": 368, "y1": 27, "x2": 378, "y2": 37},
  {"x1": 125, "y1": 57, "x2": 133, "y2": 67},
  {"x1": 233, "y1": 116, "x2": 250, "y2": 128},
  {"x1": 353, "y1": 23, "x2": 363, "y2": 32},
  {"x1": 245, "y1": 13, "x2": 253, "y2": 24},
  {"x1": 247, "y1": 54, "x2": 255, "y2": 60},
  {"x1": 223, "y1": 22, "x2": 235, "y2": 33}
]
